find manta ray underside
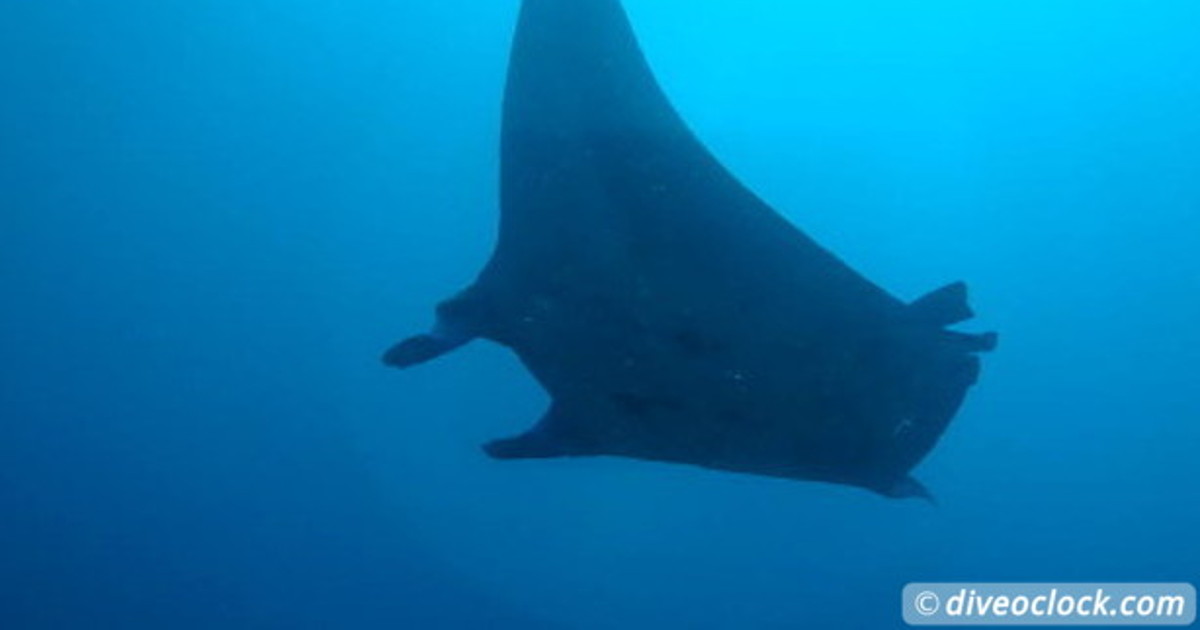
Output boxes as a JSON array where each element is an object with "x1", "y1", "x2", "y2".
[{"x1": 384, "y1": 0, "x2": 996, "y2": 499}]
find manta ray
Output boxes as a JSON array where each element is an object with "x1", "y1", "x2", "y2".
[{"x1": 384, "y1": 0, "x2": 996, "y2": 499}]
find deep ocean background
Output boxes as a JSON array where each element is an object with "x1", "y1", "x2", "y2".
[{"x1": 2, "y1": 1, "x2": 1197, "y2": 628}]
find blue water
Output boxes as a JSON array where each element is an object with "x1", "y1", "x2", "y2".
[{"x1": 2, "y1": 1, "x2": 1197, "y2": 628}]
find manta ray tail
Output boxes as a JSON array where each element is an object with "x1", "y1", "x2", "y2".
[
  {"x1": 906, "y1": 282, "x2": 998, "y2": 352},
  {"x1": 909, "y1": 281, "x2": 974, "y2": 326}
]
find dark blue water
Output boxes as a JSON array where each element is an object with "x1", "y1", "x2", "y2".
[{"x1": 2, "y1": 1, "x2": 1197, "y2": 628}]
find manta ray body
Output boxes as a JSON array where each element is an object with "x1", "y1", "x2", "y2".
[{"x1": 385, "y1": 0, "x2": 996, "y2": 499}]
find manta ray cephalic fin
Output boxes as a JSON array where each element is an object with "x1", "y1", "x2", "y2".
[
  {"x1": 382, "y1": 289, "x2": 493, "y2": 369},
  {"x1": 482, "y1": 404, "x2": 587, "y2": 460}
]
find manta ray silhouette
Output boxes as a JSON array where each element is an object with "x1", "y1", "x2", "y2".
[{"x1": 384, "y1": 0, "x2": 996, "y2": 499}]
